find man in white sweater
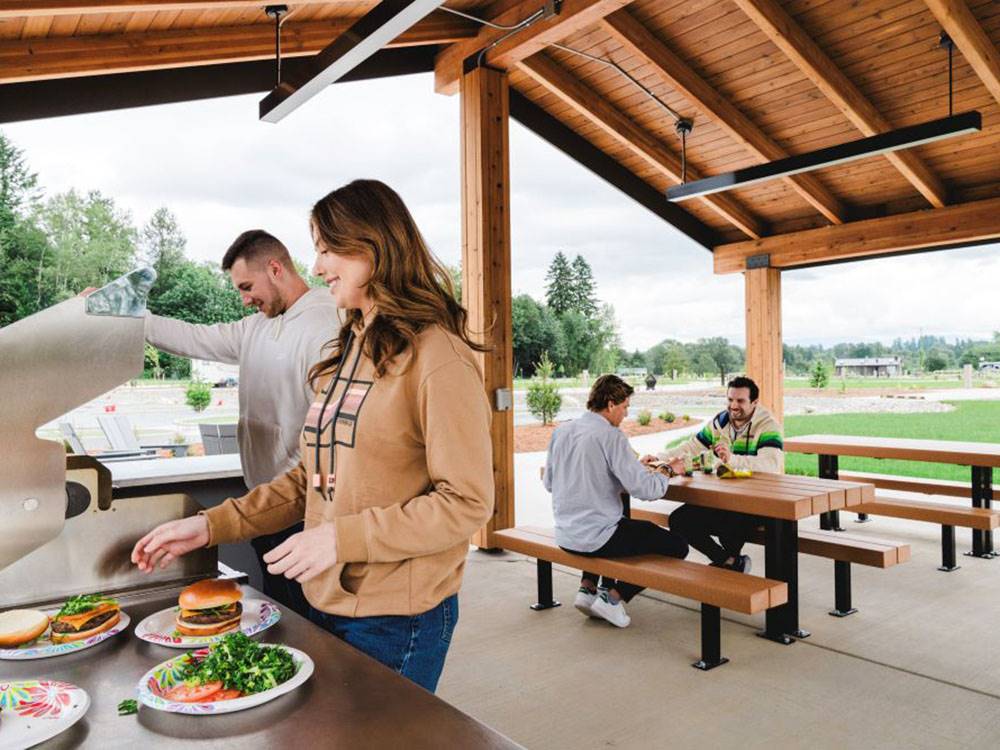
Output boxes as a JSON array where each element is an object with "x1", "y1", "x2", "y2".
[{"x1": 146, "y1": 229, "x2": 340, "y2": 614}]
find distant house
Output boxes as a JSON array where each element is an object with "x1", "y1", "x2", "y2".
[
  {"x1": 980, "y1": 361, "x2": 1000, "y2": 373},
  {"x1": 834, "y1": 356, "x2": 902, "y2": 378}
]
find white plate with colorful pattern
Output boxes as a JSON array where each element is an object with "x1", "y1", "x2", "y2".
[
  {"x1": 0, "y1": 610, "x2": 130, "y2": 661},
  {"x1": 136, "y1": 645, "x2": 313, "y2": 715},
  {"x1": 132, "y1": 598, "x2": 280, "y2": 648},
  {"x1": 0, "y1": 680, "x2": 90, "y2": 748}
]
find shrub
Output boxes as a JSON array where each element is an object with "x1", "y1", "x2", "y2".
[
  {"x1": 526, "y1": 352, "x2": 562, "y2": 425},
  {"x1": 658, "y1": 411, "x2": 675, "y2": 423},
  {"x1": 681, "y1": 414, "x2": 691, "y2": 422},
  {"x1": 637, "y1": 409, "x2": 652, "y2": 426},
  {"x1": 809, "y1": 360, "x2": 830, "y2": 389},
  {"x1": 185, "y1": 381, "x2": 212, "y2": 412}
]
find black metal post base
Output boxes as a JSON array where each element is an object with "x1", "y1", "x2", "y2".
[
  {"x1": 829, "y1": 607, "x2": 858, "y2": 617},
  {"x1": 853, "y1": 513, "x2": 872, "y2": 523},
  {"x1": 692, "y1": 657, "x2": 729, "y2": 671},
  {"x1": 531, "y1": 560, "x2": 561, "y2": 610}
]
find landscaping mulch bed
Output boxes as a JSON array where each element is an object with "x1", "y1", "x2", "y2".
[{"x1": 514, "y1": 417, "x2": 698, "y2": 454}]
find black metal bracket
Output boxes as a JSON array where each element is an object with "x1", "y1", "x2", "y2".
[
  {"x1": 745, "y1": 253, "x2": 771, "y2": 270},
  {"x1": 529, "y1": 559, "x2": 562, "y2": 610},
  {"x1": 692, "y1": 604, "x2": 729, "y2": 670}
]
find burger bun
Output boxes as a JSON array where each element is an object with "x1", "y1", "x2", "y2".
[
  {"x1": 178, "y1": 579, "x2": 243, "y2": 610},
  {"x1": 0, "y1": 609, "x2": 50, "y2": 648}
]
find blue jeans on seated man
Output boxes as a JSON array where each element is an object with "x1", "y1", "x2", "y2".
[
  {"x1": 251, "y1": 523, "x2": 311, "y2": 618},
  {"x1": 309, "y1": 594, "x2": 458, "y2": 693}
]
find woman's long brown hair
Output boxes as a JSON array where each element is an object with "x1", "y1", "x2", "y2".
[{"x1": 308, "y1": 179, "x2": 488, "y2": 385}]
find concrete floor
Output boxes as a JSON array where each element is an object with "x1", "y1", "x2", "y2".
[{"x1": 438, "y1": 481, "x2": 1000, "y2": 748}]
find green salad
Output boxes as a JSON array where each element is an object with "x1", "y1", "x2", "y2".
[{"x1": 181, "y1": 632, "x2": 296, "y2": 695}]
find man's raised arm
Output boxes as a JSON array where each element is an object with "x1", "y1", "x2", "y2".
[{"x1": 145, "y1": 313, "x2": 247, "y2": 365}]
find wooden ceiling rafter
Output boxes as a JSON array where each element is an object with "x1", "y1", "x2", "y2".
[
  {"x1": 924, "y1": 0, "x2": 1000, "y2": 110},
  {"x1": 433, "y1": 0, "x2": 633, "y2": 95},
  {"x1": 730, "y1": 0, "x2": 951, "y2": 209},
  {"x1": 0, "y1": 1, "x2": 342, "y2": 17},
  {"x1": 517, "y1": 52, "x2": 766, "y2": 239},
  {"x1": 713, "y1": 195, "x2": 1000, "y2": 274},
  {"x1": 0, "y1": 14, "x2": 475, "y2": 82},
  {"x1": 600, "y1": 9, "x2": 847, "y2": 225}
]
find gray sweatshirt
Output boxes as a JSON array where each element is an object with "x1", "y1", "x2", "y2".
[
  {"x1": 544, "y1": 410, "x2": 671, "y2": 552},
  {"x1": 145, "y1": 287, "x2": 340, "y2": 488}
]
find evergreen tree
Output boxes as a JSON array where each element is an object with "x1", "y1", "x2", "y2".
[
  {"x1": 544, "y1": 251, "x2": 574, "y2": 315},
  {"x1": 570, "y1": 254, "x2": 598, "y2": 317},
  {"x1": 141, "y1": 207, "x2": 187, "y2": 293}
]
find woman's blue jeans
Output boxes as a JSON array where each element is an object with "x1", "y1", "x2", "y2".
[{"x1": 308, "y1": 594, "x2": 458, "y2": 693}]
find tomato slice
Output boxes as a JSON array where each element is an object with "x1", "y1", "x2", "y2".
[
  {"x1": 205, "y1": 689, "x2": 242, "y2": 702},
  {"x1": 164, "y1": 681, "x2": 223, "y2": 703}
]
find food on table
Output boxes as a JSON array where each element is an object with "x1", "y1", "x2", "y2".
[
  {"x1": 117, "y1": 699, "x2": 139, "y2": 716},
  {"x1": 164, "y1": 632, "x2": 297, "y2": 703},
  {"x1": 0, "y1": 609, "x2": 50, "y2": 648},
  {"x1": 716, "y1": 463, "x2": 752, "y2": 479},
  {"x1": 175, "y1": 579, "x2": 244, "y2": 637},
  {"x1": 50, "y1": 595, "x2": 121, "y2": 644}
]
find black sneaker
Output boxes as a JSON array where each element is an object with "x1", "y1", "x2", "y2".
[{"x1": 731, "y1": 554, "x2": 752, "y2": 574}]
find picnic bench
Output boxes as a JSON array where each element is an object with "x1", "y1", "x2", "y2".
[
  {"x1": 629, "y1": 507, "x2": 910, "y2": 617},
  {"x1": 785, "y1": 435, "x2": 1000, "y2": 569},
  {"x1": 493, "y1": 526, "x2": 788, "y2": 670}
]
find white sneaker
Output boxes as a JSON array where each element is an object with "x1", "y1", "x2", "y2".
[
  {"x1": 574, "y1": 587, "x2": 598, "y2": 616},
  {"x1": 590, "y1": 592, "x2": 631, "y2": 628}
]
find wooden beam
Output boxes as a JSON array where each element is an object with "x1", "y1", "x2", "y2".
[
  {"x1": 0, "y1": 0, "x2": 337, "y2": 16},
  {"x1": 461, "y1": 66, "x2": 514, "y2": 548},
  {"x1": 924, "y1": 0, "x2": 1000, "y2": 109},
  {"x1": 600, "y1": 10, "x2": 846, "y2": 225},
  {"x1": 744, "y1": 267, "x2": 783, "y2": 424},
  {"x1": 0, "y1": 14, "x2": 474, "y2": 83},
  {"x1": 518, "y1": 53, "x2": 765, "y2": 239},
  {"x1": 730, "y1": 0, "x2": 949, "y2": 209},
  {"x1": 434, "y1": 0, "x2": 632, "y2": 95},
  {"x1": 714, "y1": 196, "x2": 1000, "y2": 274}
]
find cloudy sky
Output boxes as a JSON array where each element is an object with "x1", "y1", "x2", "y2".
[{"x1": 6, "y1": 72, "x2": 998, "y2": 351}]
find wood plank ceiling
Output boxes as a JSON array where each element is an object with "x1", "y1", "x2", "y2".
[{"x1": 2, "y1": 0, "x2": 999, "y2": 262}]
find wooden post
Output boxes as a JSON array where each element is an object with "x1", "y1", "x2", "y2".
[
  {"x1": 744, "y1": 267, "x2": 783, "y2": 424},
  {"x1": 461, "y1": 66, "x2": 514, "y2": 548}
]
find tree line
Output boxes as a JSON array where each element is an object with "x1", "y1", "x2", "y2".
[{"x1": 0, "y1": 132, "x2": 248, "y2": 378}]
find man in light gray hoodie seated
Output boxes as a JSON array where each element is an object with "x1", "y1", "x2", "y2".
[
  {"x1": 145, "y1": 230, "x2": 340, "y2": 615},
  {"x1": 543, "y1": 375, "x2": 689, "y2": 629}
]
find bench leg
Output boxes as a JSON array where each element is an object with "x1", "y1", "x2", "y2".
[
  {"x1": 829, "y1": 560, "x2": 857, "y2": 617},
  {"x1": 692, "y1": 604, "x2": 728, "y2": 671},
  {"x1": 819, "y1": 510, "x2": 844, "y2": 532},
  {"x1": 529, "y1": 560, "x2": 562, "y2": 610},
  {"x1": 853, "y1": 512, "x2": 871, "y2": 523},
  {"x1": 938, "y1": 525, "x2": 961, "y2": 572},
  {"x1": 966, "y1": 466, "x2": 995, "y2": 559}
]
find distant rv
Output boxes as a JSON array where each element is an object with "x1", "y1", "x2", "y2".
[{"x1": 980, "y1": 361, "x2": 1000, "y2": 374}]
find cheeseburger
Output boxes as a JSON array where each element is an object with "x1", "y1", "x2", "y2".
[
  {"x1": 50, "y1": 594, "x2": 121, "y2": 644},
  {"x1": 176, "y1": 579, "x2": 243, "y2": 637}
]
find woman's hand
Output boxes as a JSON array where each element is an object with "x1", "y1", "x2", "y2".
[
  {"x1": 264, "y1": 523, "x2": 338, "y2": 583},
  {"x1": 131, "y1": 515, "x2": 210, "y2": 573}
]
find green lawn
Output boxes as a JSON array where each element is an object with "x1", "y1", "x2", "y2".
[
  {"x1": 784, "y1": 376, "x2": 976, "y2": 390},
  {"x1": 783, "y1": 401, "x2": 1000, "y2": 481}
]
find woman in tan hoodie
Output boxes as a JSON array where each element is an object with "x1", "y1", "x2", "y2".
[{"x1": 132, "y1": 179, "x2": 495, "y2": 692}]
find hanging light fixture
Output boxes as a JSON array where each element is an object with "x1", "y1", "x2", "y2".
[{"x1": 666, "y1": 33, "x2": 981, "y2": 203}]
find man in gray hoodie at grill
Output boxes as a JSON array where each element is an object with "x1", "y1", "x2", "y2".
[{"x1": 145, "y1": 229, "x2": 340, "y2": 615}]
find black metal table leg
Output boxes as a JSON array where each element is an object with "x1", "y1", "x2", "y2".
[
  {"x1": 530, "y1": 560, "x2": 561, "y2": 610},
  {"x1": 758, "y1": 517, "x2": 808, "y2": 643},
  {"x1": 939, "y1": 525, "x2": 960, "y2": 572},
  {"x1": 829, "y1": 560, "x2": 857, "y2": 616},
  {"x1": 967, "y1": 466, "x2": 995, "y2": 559},
  {"x1": 818, "y1": 455, "x2": 845, "y2": 531}
]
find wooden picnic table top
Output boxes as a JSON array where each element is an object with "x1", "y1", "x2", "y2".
[
  {"x1": 784, "y1": 435, "x2": 1000, "y2": 468},
  {"x1": 663, "y1": 471, "x2": 873, "y2": 521}
]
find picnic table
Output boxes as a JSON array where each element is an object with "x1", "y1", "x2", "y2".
[
  {"x1": 785, "y1": 435, "x2": 1000, "y2": 558},
  {"x1": 660, "y1": 471, "x2": 874, "y2": 643}
]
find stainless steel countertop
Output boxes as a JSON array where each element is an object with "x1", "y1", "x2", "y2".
[
  {"x1": 3, "y1": 586, "x2": 521, "y2": 749},
  {"x1": 109, "y1": 455, "x2": 243, "y2": 488}
]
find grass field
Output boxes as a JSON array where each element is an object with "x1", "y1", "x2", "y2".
[
  {"x1": 784, "y1": 401, "x2": 999, "y2": 481},
  {"x1": 662, "y1": 401, "x2": 999, "y2": 482}
]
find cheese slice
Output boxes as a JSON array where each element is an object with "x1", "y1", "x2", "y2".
[{"x1": 55, "y1": 601, "x2": 118, "y2": 629}]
